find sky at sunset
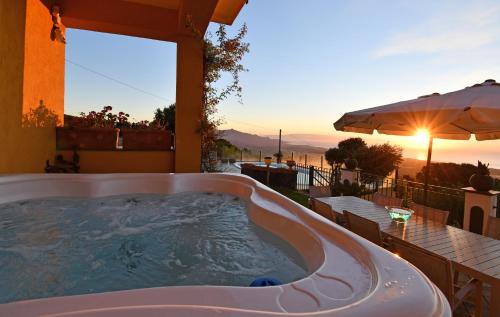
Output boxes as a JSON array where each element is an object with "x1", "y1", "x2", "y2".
[{"x1": 64, "y1": 0, "x2": 500, "y2": 167}]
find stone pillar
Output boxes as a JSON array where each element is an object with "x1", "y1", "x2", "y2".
[
  {"x1": 174, "y1": 36, "x2": 203, "y2": 172},
  {"x1": 462, "y1": 187, "x2": 500, "y2": 235},
  {"x1": 0, "y1": 0, "x2": 65, "y2": 172},
  {"x1": 340, "y1": 168, "x2": 360, "y2": 185}
]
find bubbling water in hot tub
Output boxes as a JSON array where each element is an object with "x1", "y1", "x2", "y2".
[{"x1": 0, "y1": 192, "x2": 307, "y2": 304}]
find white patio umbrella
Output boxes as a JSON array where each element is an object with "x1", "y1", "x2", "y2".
[{"x1": 334, "y1": 79, "x2": 500, "y2": 201}]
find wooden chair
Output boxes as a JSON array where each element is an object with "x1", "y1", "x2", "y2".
[
  {"x1": 311, "y1": 198, "x2": 336, "y2": 222},
  {"x1": 391, "y1": 239, "x2": 482, "y2": 316},
  {"x1": 409, "y1": 202, "x2": 449, "y2": 225},
  {"x1": 372, "y1": 192, "x2": 403, "y2": 207},
  {"x1": 343, "y1": 210, "x2": 383, "y2": 246},
  {"x1": 308, "y1": 186, "x2": 331, "y2": 199},
  {"x1": 486, "y1": 216, "x2": 500, "y2": 240},
  {"x1": 308, "y1": 185, "x2": 332, "y2": 211}
]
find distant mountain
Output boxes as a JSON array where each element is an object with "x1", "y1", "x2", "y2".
[
  {"x1": 398, "y1": 158, "x2": 427, "y2": 178},
  {"x1": 266, "y1": 133, "x2": 344, "y2": 149},
  {"x1": 221, "y1": 129, "x2": 426, "y2": 169},
  {"x1": 397, "y1": 158, "x2": 500, "y2": 180},
  {"x1": 219, "y1": 129, "x2": 500, "y2": 179},
  {"x1": 219, "y1": 129, "x2": 326, "y2": 154}
]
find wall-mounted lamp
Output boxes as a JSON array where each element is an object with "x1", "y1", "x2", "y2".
[{"x1": 51, "y1": 6, "x2": 66, "y2": 44}]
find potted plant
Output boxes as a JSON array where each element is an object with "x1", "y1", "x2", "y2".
[
  {"x1": 344, "y1": 158, "x2": 358, "y2": 170},
  {"x1": 57, "y1": 107, "x2": 175, "y2": 151},
  {"x1": 57, "y1": 106, "x2": 119, "y2": 150},
  {"x1": 286, "y1": 159, "x2": 296, "y2": 169},
  {"x1": 273, "y1": 152, "x2": 283, "y2": 164},
  {"x1": 469, "y1": 161, "x2": 494, "y2": 192},
  {"x1": 264, "y1": 156, "x2": 273, "y2": 167}
]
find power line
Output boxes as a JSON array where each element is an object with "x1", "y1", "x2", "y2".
[
  {"x1": 65, "y1": 60, "x2": 316, "y2": 137},
  {"x1": 65, "y1": 59, "x2": 172, "y2": 103},
  {"x1": 65, "y1": 60, "x2": 303, "y2": 136}
]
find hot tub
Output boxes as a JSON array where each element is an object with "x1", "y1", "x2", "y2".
[{"x1": 0, "y1": 173, "x2": 450, "y2": 317}]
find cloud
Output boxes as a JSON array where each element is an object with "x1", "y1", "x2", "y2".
[{"x1": 375, "y1": 5, "x2": 500, "y2": 57}]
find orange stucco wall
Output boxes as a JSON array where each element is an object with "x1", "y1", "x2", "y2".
[
  {"x1": 0, "y1": 0, "x2": 26, "y2": 172},
  {"x1": 0, "y1": 0, "x2": 65, "y2": 173},
  {"x1": 1, "y1": 0, "x2": 244, "y2": 173},
  {"x1": 23, "y1": 0, "x2": 65, "y2": 118},
  {"x1": 57, "y1": 151, "x2": 174, "y2": 173}
]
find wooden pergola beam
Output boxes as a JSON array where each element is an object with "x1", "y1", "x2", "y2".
[
  {"x1": 54, "y1": 0, "x2": 246, "y2": 42},
  {"x1": 57, "y1": 0, "x2": 179, "y2": 42}
]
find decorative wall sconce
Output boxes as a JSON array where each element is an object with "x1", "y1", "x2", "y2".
[{"x1": 51, "y1": 6, "x2": 66, "y2": 44}]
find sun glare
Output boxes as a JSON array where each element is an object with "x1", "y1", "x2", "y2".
[{"x1": 414, "y1": 129, "x2": 430, "y2": 146}]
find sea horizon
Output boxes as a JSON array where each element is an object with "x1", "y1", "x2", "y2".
[{"x1": 261, "y1": 132, "x2": 500, "y2": 169}]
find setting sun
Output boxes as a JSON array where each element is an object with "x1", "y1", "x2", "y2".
[{"x1": 413, "y1": 129, "x2": 430, "y2": 146}]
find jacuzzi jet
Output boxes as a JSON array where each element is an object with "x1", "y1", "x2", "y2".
[
  {"x1": 250, "y1": 277, "x2": 282, "y2": 287},
  {"x1": 118, "y1": 240, "x2": 144, "y2": 271}
]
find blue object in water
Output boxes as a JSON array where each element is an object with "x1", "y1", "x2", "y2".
[{"x1": 250, "y1": 277, "x2": 282, "y2": 287}]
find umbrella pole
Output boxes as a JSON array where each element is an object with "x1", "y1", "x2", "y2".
[{"x1": 423, "y1": 136, "x2": 434, "y2": 205}]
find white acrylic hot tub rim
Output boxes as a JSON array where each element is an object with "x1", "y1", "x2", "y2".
[{"x1": 0, "y1": 173, "x2": 451, "y2": 317}]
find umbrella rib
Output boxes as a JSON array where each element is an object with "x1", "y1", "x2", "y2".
[{"x1": 449, "y1": 122, "x2": 473, "y2": 134}]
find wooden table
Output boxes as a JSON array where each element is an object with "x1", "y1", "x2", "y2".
[{"x1": 316, "y1": 196, "x2": 500, "y2": 317}]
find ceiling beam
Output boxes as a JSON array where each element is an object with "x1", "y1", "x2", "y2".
[
  {"x1": 57, "y1": 0, "x2": 179, "y2": 42},
  {"x1": 211, "y1": 0, "x2": 246, "y2": 25},
  {"x1": 122, "y1": 0, "x2": 180, "y2": 10}
]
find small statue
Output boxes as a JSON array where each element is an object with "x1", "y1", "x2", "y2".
[
  {"x1": 51, "y1": 6, "x2": 66, "y2": 44},
  {"x1": 45, "y1": 148, "x2": 80, "y2": 173}
]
